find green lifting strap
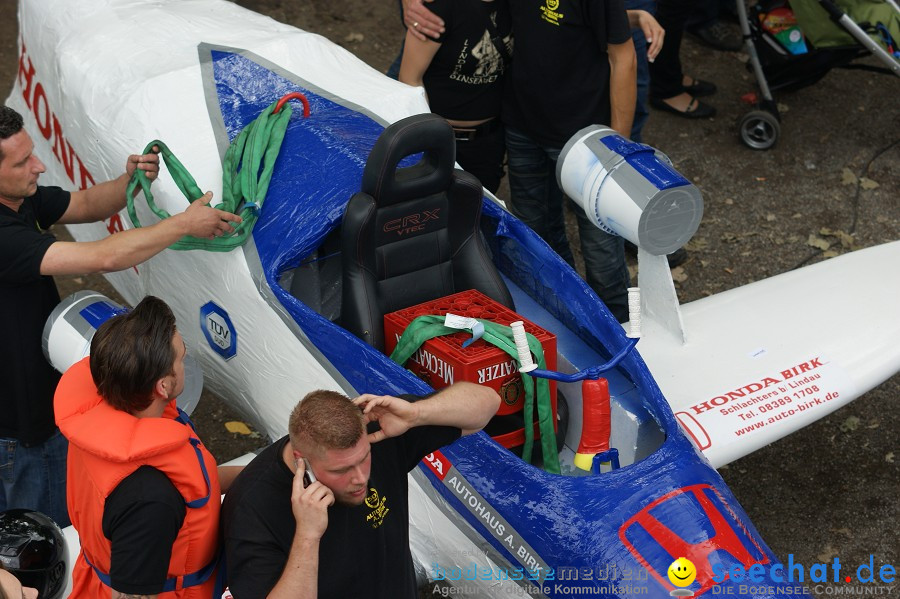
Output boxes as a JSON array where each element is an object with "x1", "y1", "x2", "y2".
[
  {"x1": 389, "y1": 315, "x2": 560, "y2": 474},
  {"x1": 125, "y1": 100, "x2": 293, "y2": 251}
]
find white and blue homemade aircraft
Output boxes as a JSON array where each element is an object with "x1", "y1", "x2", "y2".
[{"x1": 10, "y1": 0, "x2": 900, "y2": 597}]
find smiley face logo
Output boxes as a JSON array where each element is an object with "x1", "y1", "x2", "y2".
[
  {"x1": 667, "y1": 558, "x2": 696, "y2": 596},
  {"x1": 546, "y1": 0, "x2": 559, "y2": 10}
]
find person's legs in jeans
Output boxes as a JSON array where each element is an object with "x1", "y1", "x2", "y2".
[
  {"x1": 455, "y1": 125, "x2": 506, "y2": 194},
  {"x1": 572, "y1": 205, "x2": 631, "y2": 322},
  {"x1": 506, "y1": 126, "x2": 630, "y2": 320},
  {"x1": 504, "y1": 126, "x2": 574, "y2": 265},
  {"x1": 386, "y1": 40, "x2": 405, "y2": 80},
  {"x1": 625, "y1": 0, "x2": 655, "y2": 142},
  {"x1": 0, "y1": 431, "x2": 69, "y2": 527},
  {"x1": 386, "y1": 0, "x2": 405, "y2": 80}
]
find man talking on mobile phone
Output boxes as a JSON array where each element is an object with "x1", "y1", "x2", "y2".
[{"x1": 221, "y1": 384, "x2": 499, "y2": 599}]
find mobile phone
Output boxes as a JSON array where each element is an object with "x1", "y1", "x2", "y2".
[{"x1": 302, "y1": 458, "x2": 317, "y2": 488}]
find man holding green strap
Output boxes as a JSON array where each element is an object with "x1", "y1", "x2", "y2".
[{"x1": 0, "y1": 105, "x2": 241, "y2": 528}]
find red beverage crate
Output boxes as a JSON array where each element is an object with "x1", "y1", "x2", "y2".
[{"x1": 384, "y1": 289, "x2": 557, "y2": 449}]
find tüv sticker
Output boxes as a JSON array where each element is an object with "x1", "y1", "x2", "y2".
[{"x1": 200, "y1": 301, "x2": 237, "y2": 360}]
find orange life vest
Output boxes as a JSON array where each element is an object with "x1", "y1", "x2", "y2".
[{"x1": 55, "y1": 358, "x2": 221, "y2": 598}]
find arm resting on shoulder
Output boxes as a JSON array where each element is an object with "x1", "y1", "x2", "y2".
[
  {"x1": 608, "y1": 38, "x2": 638, "y2": 139},
  {"x1": 402, "y1": 0, "x2": 445, "y2": 41}
]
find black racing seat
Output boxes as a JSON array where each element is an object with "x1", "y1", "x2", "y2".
[{"x1": 341, "y1": 113, "x2": 513, "y2": 351}]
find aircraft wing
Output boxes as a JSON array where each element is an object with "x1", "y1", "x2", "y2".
[{"x1": 634, "y1": 241, "x2": 900, "y2": 467}]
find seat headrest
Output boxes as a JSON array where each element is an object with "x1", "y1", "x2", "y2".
[{"x1": 361, "y1": 114, "x2": 456, "y2": 207}]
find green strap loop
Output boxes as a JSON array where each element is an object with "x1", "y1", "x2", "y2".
[
  {"x1": 125, "y1": 100, "x2": 293, "y2": 251},
  {"x1": 389, "y1": 315, "x2": 560, "y2": 474}
]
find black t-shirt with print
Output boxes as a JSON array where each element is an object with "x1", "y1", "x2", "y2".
[
  {"x1": 502, "y1": 0, "x2": 632, "y2": 148},
  {"x1": 423, "y1": 0, "x2": 512, "y2": 121},
  {"x1": 0, "y1": 186, "x2": 70, "y2": 444},
  {"x1": 222, "y1": 422, "x2": 461, "y2": 598}
]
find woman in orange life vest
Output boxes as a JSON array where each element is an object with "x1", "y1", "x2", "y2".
[{"x1": 55, "y1": 296, "x2": 243, "y2": 599}]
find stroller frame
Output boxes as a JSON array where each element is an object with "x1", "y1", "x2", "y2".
[{"x1": 737, "y1": 0, "x2": 900, "y2": 149}]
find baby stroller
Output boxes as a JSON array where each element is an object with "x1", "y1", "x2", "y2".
[{"x1": 737, "y1": 0, "x2": 900, "y2": 149}]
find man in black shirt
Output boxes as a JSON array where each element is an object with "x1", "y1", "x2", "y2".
[
  {"x1": 222, "y1": 383, "x2": 500, "y2": 598},
  {"x1": 502, "y1": 0, "x2": 637, "y2": 324},
  {"x1": 0, "y1": 105, "x2": 242, "y2": 527}
]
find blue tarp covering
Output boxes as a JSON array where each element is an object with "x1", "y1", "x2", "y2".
[{"x1": 209, "y1": 49, "x2": 802, "y2": 598}]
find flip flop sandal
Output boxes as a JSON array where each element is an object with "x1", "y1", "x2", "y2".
[
  {"x1": 683, "y1": 78, "x2": 717, "y2": 97},
  {"x1": 650, "y1": 96, "x2": 717, "y2": 119}
]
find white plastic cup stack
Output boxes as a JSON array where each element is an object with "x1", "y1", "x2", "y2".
[
  {"x1": 510, "y1": 321, "x2": 537, "y2": 372},
  {"x1": 626, "y1": 287, "x2": 642, "y2": 339}
]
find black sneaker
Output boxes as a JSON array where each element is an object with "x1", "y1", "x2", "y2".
[
  {"x1": 667, "y1": 247, "x2": 688, "y2": 268},
  {"x1": 688, "y1": 20, "x2": 742, "y2": 52}
]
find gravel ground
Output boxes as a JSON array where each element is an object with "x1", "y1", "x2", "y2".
[{"x1": 2, "y1": 0, "x2": 898, "y2": 595}]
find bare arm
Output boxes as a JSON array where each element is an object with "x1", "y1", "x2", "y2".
[
  {"x1": 608, "y1": 39, "x2": 638, "y2": 139},
  {"x1": 59, "y1": 150, "x2": 160, "y2": 225},
  {"x1": 402, "y1": 0, "x2": 444, "y2": 41},
  {"x1": 217, "y1": 465, "x2": 245, "y2": 494},
  {"x1": 266, "y1": 461, "x2": 333, "y2": 599},
  {"x1": 415, "y1": 382, "x2": 500, "y2": 435},
  {"x1": 627, "y1": 9, "x2": 665, "y2": 61},
  {"x1": 40, "y1": 193, "x2": 242, "y2": 275},
  {"x1": 354, "y1": 382, "x2": 500, "y2": 441},
  {"x1": 398, "y1": 29, "x2": 442, "y2": 91},
  {"x1": 112, "y1": 592, "x2": 157, "y2": 599}
]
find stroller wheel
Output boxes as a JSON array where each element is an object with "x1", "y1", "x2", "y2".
[{"x1": 739, "y1": 110, "x2": 780, "y2": 150}]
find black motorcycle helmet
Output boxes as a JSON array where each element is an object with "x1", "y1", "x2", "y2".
[{"x1": 0, "y1": 510, "x2": 67, "y2": 599}]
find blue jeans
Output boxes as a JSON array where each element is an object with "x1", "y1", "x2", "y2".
[
  {"x1": 504, "y1": 126, "x2": 630, "y2": 323},
  {"x1": 386, "y1": 0, "x2": 405, "y2": 80},
  {"x1": 386, "y1": 43, "x2": 403, "y2": 80},
  {"x1": 625, "y1": 0, "x2": 656, "y2": 142},
  {"x1": 0, "y1": 430, "x2": 70, "y2": 527}
]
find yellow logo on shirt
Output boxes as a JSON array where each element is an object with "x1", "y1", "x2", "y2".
[
  {"x1": 365, "y1": 487, "x2": 390, "y2": 529},
  {"x1": 541, "y1": 0, "x2": 565, "y2": 25}
]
